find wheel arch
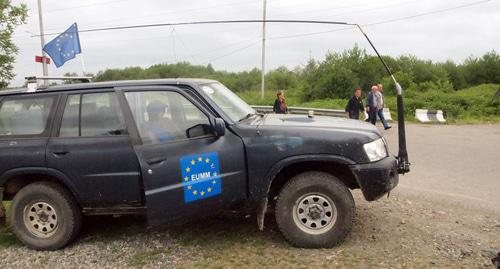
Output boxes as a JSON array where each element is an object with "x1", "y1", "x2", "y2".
[
  {"x1": 256, "y1": 154, "x2": 358, "y2": 230},
  {"x1": 0, "y1": 167, "x2": 81, "y2": 204}
]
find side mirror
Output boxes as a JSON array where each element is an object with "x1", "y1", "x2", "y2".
[
  {"x1": 212, "y1": 118, "x2": 226, "y2": 137},
  {"x1": 186, "y1": 124, "x2": 212, "y2": 138}
]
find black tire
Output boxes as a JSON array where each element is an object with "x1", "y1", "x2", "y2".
[
  {"x1": 275, "y1": 172, "x2": 355, "y2": 248},
  {"x1": 10, "y1": 181, "x2": 82, "y2": 250}
]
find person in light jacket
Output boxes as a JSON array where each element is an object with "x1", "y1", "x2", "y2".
[{"x1": 376, "y1": 84, "x2": 391, "y2": 130}]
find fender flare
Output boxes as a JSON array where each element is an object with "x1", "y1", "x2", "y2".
[
  {"x1": 0, "y1": 167, "x2": 81, "y2": 204},
  {"x1": 256, "y1": 154, "x2": 356, "y2": 231}
]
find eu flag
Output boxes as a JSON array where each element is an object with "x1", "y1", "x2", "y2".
[
  {"x1": 180, "y1": 152, "x2": 222, "y2": 203},
  {"x1": 43, "y1": 23, "x2": 82, "y2": 68}
]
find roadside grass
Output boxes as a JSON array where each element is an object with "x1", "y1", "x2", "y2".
[
  {"x1": 0, "y1": 202, "x2": 22, "y2": 248},
  {"x1": 240, "y1": 83, "x2": 500, "y2": 124}
]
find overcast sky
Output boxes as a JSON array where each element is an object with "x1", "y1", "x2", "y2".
[{"x1": 8, "y1": 0, "x2": 500, "y2": 87}]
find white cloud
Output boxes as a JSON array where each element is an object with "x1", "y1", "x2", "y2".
[{"x1": 8, "y1": 0, "x2": 500, "y2": 87}]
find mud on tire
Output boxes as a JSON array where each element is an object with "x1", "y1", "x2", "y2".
[
  {"x1": 275, "y1": 171, "x2": 355, "y2": 248},
  {"x1": 11, "y1": 181, "x2": 82, "y2": 250}
]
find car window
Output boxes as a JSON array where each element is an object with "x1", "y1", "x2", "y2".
[
  {"x1": 59, "y1": 92, "x2": 127, "y2": 137},
  {"x1": 125, "y1": 91, "x2": 212, "y2": 145},
  {"x1": 0, "y1": 95, "x2": 55, "y2": 136}
]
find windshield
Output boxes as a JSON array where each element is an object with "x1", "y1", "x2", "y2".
[{"x1": 200, "y1": 82, "x2": 255, "y2": 121}]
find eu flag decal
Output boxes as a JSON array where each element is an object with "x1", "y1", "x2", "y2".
[
  {"x1": 180, "y1": 152, "x2": 222, "y2": 203},
  {"x1": 43, "y1": 23, "x2": 82, "y2": 68}
]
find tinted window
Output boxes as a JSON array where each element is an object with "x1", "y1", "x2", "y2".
[
  {"x1": 59, "y1": 94, "x2": 80, "y2": 137},
  {"x1": 59, "y1": 92, "x2": 127, "y2": 137},
  {"x1": 125, "y1": 91, "x2": 212, "y2": 144},
  {"x1": 0, "y1": 96, "x2": 55, "y2": 136}
]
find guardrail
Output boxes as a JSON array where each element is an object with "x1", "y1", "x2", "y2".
[
  {"x1": 415, "y1": 109, "x2": 446, "y2": 123},
  {"x1": 251, "y1": 105, "x2": 347, "y2": 118}
]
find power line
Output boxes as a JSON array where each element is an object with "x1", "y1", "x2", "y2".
[
  {"x1": 34, "y1": 0, "x2": 491, "y2": 38},
  {"x1": 43, "y1": 0, "x2": 259, "y2": 31},
  {"x1": 44, "y1": 0, "x2": 131, "y2": 13},
  {"x1": 269, "y1": 0, "x2": 419, "y2": 19},
  {"x1": 203, "y1": 41, "x2": 261, "y2": 64},
  {"x1": 173, "y1": 28, "x2": 198, "y2": 64},
  {"x1": 362, "y1": 0, "x2": 492, "y2": 27},
  {"x1": 24, "y1": 0, "x2": 492, "y2": 66},
  {"x1": 267, "y1": 0, "x2": 493, "y2": 41}
]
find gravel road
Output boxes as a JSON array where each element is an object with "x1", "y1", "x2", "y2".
[{"x1": 0, "y1": 123, "x2": 499, "y2": 268}]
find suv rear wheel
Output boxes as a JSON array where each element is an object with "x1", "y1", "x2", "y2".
[
  {"x1": 11, "y1": 181, "x2": 81, "y2": 250},
  {"x1": 275, "y1": 172, "x2": 355, "y2": 248}
]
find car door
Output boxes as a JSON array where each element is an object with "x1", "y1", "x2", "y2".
[
  {"x1": 0, "y1": 93, "x2": 58, "y2": 178},
  {"x1": 46, "y1": 90, "x2": 142, "y2": 207},
  {"x1": 118, "y1": 86, "x2": 247, "y2": 225}
]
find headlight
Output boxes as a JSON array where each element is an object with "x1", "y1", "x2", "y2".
[{"x1": 363, "y1": 138, "x2": 388, "y2": 162}]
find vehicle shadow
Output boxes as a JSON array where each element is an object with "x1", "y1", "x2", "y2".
[{"x1": 77, "y1": 211, "x2": 288, "y2": 247}]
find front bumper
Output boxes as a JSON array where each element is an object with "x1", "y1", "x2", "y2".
[{"x1": 349, "y1": 156, "x2": 399, "y2": 201}]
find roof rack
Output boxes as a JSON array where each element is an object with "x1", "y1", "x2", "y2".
[
  {"x1": 25, "y1": 76, "x2": 93, "y2": 83},
  {"x1": 24, "y1": 76, "x2": 93, "y2": 92}
]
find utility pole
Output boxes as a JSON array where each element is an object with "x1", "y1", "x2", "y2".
[
  {"x1": 260, "y1": 0, "x2": 267, "y2": 99},
  {"x1": 37, "y1": 0, "x2": 48, "y2": 86}
]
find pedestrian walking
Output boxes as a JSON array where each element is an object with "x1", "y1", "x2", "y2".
[
  {"x1": 376, "y1": 84, "x2": 391, "y2": 130},
  {"x1": 273, "y1": 91, "x2": 288, "y2": 114},
  {"x1": 366, "y1": 85, "x2": 378, "y2": 125},
  {"x1": 345, "y1": 87, "x2": 364, "y2": 119}
]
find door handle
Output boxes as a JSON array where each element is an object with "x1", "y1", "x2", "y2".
[
  {"x1": 52, "y1": 146, "x2": 69, "y2": 156},
  {"x1": 53, "y1": 150, "x2": 69, "y2": 155},
  {"x1": 146, "y1": 157, "x2": 166, "y2": 166}
]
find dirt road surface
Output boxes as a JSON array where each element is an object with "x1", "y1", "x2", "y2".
[{"x1": 0, "y1": 123, "x2": 499, "y2": 268}]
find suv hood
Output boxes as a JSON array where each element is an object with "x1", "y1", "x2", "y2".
[{"x1": 255, "y1": 114, "x2": 380, "y2": 135}]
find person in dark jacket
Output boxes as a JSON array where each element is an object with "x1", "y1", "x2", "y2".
[
  {"x1": 366, "y1": 85, "x2": 379, "y2": 125},
  {"x1": 273, "y1": 91, "x2": 288, "y2": 114},
  {"x1": 345, "y1": 87, "x2": 364, "y2": 119}
]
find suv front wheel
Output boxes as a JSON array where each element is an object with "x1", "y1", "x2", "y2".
[
  {"x1": 275, "y1": 172, "x2": 355, "y2": 248},
  {"x1": 11, "y1": 181, "x2": 82, "y2": 250}
]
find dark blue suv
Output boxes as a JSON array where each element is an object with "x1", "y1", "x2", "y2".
[{"x1": 0, "y1": 79, "x2": 400, "y2": 250}]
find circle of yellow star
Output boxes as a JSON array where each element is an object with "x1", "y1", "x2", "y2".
[
  {"x1": 193, "y1": 190, "x2": 197, "y2": 195},
  {"x1": 191, "y1": 160, "x2": 195, "y2": 165},
  {"x1": 184, "y1": 176, "x2": 189, "y2": 182},
  {"x1": 205, "y1": 158, "x2": 210, "y2": 163},
  {"x1": 200, "y1": 191, "x2": 205, "y2": 196},
  {"x1": 212, "y1": 180, "x2": 217, "y2": 185},
  {"x1": 185, "y1": 167, "x2": 191, "y2": 172},
  {"x1": 198, "y1": 157, "x2": 203, "y2": 162},
  {"x1": 187, "y1": 185, "x2": 192, "y2": 190},
  {"x1": 207, "y1": 187, "x2": 212, "y2": 192},
  {"x1": 213, "y1": 172, "x2": 218, "y2": 177}
]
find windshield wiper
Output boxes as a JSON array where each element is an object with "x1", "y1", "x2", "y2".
[{"x1": 238, "y1": 112, "x2": 264, "y2": 122}]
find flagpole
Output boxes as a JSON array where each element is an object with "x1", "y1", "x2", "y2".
[
  {"x1": 37, "y1": 0, "x2": 49, "y2": 86},
  {"x1": 79, "y1": 54, "x2": 86, "y2": 76}
]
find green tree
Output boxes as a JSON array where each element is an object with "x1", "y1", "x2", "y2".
[
  {"x1": 266, "y1": 66, "x2": 299, "y2": 91},
  {"x1": 0, "y1": 0, "x2": 27, "y2": 88}
]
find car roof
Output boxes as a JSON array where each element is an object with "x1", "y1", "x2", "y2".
[{"x1": 0, "y1": 78, "x2": 217, "y2": 96}]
